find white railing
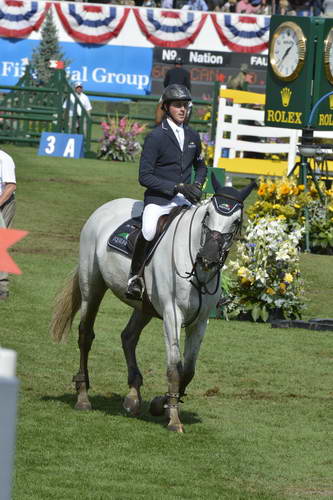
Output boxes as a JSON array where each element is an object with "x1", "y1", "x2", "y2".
[{"x1": 213, "y1": 87, "x2": 333, "y2": 178}]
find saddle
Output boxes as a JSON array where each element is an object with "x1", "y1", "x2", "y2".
[{"x1": 107, "y1": 205, "x2": 188, "y2": 262}]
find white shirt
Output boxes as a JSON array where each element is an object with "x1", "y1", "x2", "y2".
[
  {"x1": 63, "y1": 92, "x2": 92, "y2": 117},
  {"x1": 167, "y1": 118, "x2": 184, "y2": 151},
  {"x1": 0, "y1": 150, "x2": 16, "y2": 196}
]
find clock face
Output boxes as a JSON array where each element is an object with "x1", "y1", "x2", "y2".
[
  {"x1": 269, "y1": 22, "x2": 307, "y2": 82},
  {"x1": 324, "y1": 27, "x2": 333, "y2": 85}
]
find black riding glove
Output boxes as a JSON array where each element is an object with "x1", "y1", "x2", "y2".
[{"x1": 174, "y1": 183, "x2": 202, "y2": 204}]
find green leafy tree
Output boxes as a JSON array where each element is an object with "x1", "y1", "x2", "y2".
[{"x1": 30, "y1": 10, "x2": 70, "y2": 85}]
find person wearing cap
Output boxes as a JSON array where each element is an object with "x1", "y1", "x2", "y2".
[
  {"x1": 63, "y1": 82, "x2": 92, "y2": 134},
  {"x1": 0, "y1": 149, "x2": 16, "y2": 300},
  {"x1": 126, "y1": 84, "x2": 207, "y2": 300},
  {"x1": 227, "y1": 63, "x2": 252, "y2": 91},
  {"x1": 155, "y1": 57, "x2": 192, "y2": 125}
]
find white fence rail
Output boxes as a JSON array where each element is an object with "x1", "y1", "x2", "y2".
[{"x1": 213, "y1": 88, "x2": 333, "y2": 178}]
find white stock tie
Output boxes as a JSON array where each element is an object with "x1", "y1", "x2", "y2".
[{"x1": 176, "y1": 128, "x2": 184, "y2": 151}]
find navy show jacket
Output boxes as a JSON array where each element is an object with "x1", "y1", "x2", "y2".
[{"x1": 139, "y1": 119, "x2": 207, "y2": 206}]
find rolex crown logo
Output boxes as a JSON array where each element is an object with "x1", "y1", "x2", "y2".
[
  {"x1": 329, "y1": 94, "x2": 333, "y2": 110},
  {"x1": 281, "y1": 87, "x2": 292, "y2": 107}
]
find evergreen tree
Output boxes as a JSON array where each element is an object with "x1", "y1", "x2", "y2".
[{"x1": 30, "y1": 10, "x2": 70, "y2": 85}]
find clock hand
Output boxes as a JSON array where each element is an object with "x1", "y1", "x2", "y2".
[{"x1": 281, "y1": 45, "x2": 292, "y2": 62}]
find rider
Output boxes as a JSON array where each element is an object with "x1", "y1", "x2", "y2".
[{"x1": 126, "y1": 84, "x2": 207, "y2": 300}]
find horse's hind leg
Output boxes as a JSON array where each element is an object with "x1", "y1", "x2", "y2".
[
  {"x1": 74, "y1": 279, "x2": 107, "y2": 411},
  {"x1": 122, "y1": 310, "x2": 152, "y2": 416}
]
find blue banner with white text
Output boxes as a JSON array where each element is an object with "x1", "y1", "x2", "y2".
[{"x1": 0, "y1": 38, "x2": 153, "y2": 95}]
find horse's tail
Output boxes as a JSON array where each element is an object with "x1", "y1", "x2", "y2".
[{"x1": 50, "y1": 267, "x2": 82, "y2": 343}]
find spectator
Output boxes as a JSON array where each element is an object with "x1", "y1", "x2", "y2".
[
  {"x1": 63, "y1": 82, "x2": 92, "y2": 134},
  {"x1": 0, "y1": 149, "x2": 16, "y2": 300},
  {"x1": 227, "y1": 63, "x2": 251, "y2": 91},
  {"x1": 257, "y1": 0, "x2": 272, "y2": 13},
  {"x1": 322, "y1": 0, "x2": 333, "y2": 15},
  {"x1": 279, "y1": 0, "x2": 296, "y2": 14},
  {"x1": 181, "y1": 0, "x2": 209, "y2": 10},
  {"x1": 221, "y1": 0, "x2": 237, "y2": 11},
  {"x1": 160, "y1": 0, "x2": 174, "y2": 7},
  {"x1": 236, "y1": 0, "x2": 260, "y2": 12},
  {"x1": 155, "y1": 56, "x2": 192, "y2": 125}
]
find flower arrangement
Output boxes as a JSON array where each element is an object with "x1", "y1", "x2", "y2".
[
  {"x1": 98, "y1": 115, "x2": 146, "y2": 162},
  {"x1": 247, "y1": 176, "x2": 333, "y2": 253},
  {"x1": 200, "y1": 132, "x2": 214, "y2": 166},
  {"x1": 222, "y1": 217, "x2": 305, "y2": 322}
]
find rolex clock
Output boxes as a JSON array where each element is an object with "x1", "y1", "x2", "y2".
[
  {"x1": 265, "y1": 16, "x2": 316, "y2": 129},
  {"x1": 269, "y1": 21, "x2": 307, "y2": 82},
  {"x1": 323, "y1": 26, "x2": 333, "y2": 85}
]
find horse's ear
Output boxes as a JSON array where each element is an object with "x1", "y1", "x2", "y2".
[
  {"x1": 239, "y1": 179, "x2": 257, "y2": 201},
  {"x1": 211, "y1": 171, "x2": 223, "y2": 194}
]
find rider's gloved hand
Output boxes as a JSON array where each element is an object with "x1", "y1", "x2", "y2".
[{"x1": 174, "y1": 183, "x2": 202, "y2": 204}]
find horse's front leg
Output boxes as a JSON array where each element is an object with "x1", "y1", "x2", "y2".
[
  {"x1": 163, "y1": 307, "x2": 184, "y2": 433},
  {"x1": 180, "y1": 319, "x2": 208, "y2": 398},
  {"x1": 121, "y1": 310, "x2": 152, "y2": 416}
]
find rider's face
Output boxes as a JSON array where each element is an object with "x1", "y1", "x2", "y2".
[{"x1": 168, "y1": 100, "x2": 189, "y2": 125}]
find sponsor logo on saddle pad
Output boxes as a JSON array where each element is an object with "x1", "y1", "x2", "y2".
[{"x1": 107, "y1": 218, "x2": 142, "y2": 257}]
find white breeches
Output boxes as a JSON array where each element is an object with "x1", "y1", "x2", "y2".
[{"x1": 142, "y1": 194, "x2": 192, "y2": 241}]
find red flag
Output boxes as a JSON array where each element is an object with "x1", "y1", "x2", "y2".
[
  {"x1": 49, "y1": 60, "x2": 65, "y2": 69},
  {"x1": 0, "y1": 228, "x2": 28, "y2": 274}
]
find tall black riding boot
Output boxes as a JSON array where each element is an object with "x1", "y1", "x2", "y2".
[{"x1": 126, "y1": 232, "x2": 150, "y2": 300}]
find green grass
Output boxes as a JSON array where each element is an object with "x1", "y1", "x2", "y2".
[{"x1": 1, "y1": 145, "x2": 333, "y2": 500}]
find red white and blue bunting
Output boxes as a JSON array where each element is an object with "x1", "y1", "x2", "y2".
[
  {"x1": 133, "y1": 8, "x2": 207, "y2": 48},
  {"x1": 54, "y1": 3, "x2": 130, "y2": 44},
  {"x1": 0, "y1": 0, "x2": 50, "y2": 38},
  {"x1": 211, "y1": 13, "x2": 270, "y2": 53},
  {"x1": 0, "y1": 0, "x2": 271, "y2": 53}
]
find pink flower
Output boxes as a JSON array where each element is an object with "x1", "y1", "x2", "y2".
[
  {"x1": 101, "y1": 121, "x2": 110, "y2": 131},
  {"x1": 119, "y1": 117, "x2": 127, "y2": 130}
]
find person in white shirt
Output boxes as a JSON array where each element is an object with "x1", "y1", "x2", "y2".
[
  {"x1": 0, "y1": 149, "x2": 16, "y2": 299},
  {"x1": 63, "y1": 82, "x2": 92, "y2": 134}
]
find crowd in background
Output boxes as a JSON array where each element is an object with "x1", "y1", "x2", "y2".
[{"x1": 105, "y1": 0, "x2": 332, "y2": 16}]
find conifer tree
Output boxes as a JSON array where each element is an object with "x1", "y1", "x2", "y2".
[{"x1": 30, "y1": 10, "x2": 69, "y2": 85}]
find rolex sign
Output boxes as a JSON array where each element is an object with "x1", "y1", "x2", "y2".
[
  {"x1": 265, "y1": 15, "x2": 333, "y2": 130},
  {"x1": 265, "y1": 15, "x2": 316, "y2": 129}
]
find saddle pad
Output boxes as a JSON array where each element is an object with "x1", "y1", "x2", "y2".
[{"x1": 107, "y1": 217, "x2": 142, "y2": 257}]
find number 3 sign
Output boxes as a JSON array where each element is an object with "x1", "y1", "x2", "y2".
[{"x1": 38, "y1": 132, "x2": 84, "y2": 159}]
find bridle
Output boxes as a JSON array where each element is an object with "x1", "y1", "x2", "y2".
[{"x1": 172, "y1": 193, "x2": 243, "y2": 326}]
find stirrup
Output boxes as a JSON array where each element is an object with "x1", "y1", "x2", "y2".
[{"x1": 125, "y1": 275, "x2": 144, "y2": 300}]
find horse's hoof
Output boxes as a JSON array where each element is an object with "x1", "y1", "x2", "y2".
[
  {"x1": 167, "y1": 423, "x2": 184, "y2": 433},
  {"x1": 75, "y1": 401, "x2": 92, "y2": 411},
  {"x1": 123, "y1": 395, "x2": 141, "y2": 416},
  {"x1": 149, "y1": 395, "x2": 167, "y2": 417}
]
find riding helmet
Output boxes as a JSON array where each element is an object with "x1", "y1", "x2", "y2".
[{"x1": 161, "y1": 84, "x2": 192, "y2": 110}]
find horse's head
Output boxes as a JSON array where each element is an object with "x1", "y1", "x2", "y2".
[{"x1": 196, "y1": 173, "x2": 257, "y2": 271}]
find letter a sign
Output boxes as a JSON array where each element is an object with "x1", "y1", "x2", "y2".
[{"x1": 38, "y1": 133, "x2": 84, "y2": 159}]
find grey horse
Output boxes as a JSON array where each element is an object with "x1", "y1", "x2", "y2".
[{"x1": 50, "y1": 174, "x2": 255, "y2": 432}]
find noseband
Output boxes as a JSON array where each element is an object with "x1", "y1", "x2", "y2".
[{"x1": 197, "y1": 193, "x2": 243, "y2": 271}]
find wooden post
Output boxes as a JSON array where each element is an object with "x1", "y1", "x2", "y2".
[{"x1": 0, "y1": 348, "x2": 19, "y2": 500}]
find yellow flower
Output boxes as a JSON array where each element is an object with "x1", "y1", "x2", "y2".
[
  {"x1": 277, "y1": 215, "x2": 286, "y2": 220},
  {"x1": 284, "y1": 273, "x2": 293, "y2": 283},
  {"x1": 278, "y1": 184, "x2": 290, "y2": 196},
  {"x1": 298, "y1": 184, "x2": 305, "y2": 191},
  {"x1": 266, "y1": 287, "x2": 275, "y2": 295},
  {"x1": 241, "y1": 277, "x2": 251, "y2": 286},
  {"x1": 237, "y1": 267, "x2": 247, "y2": 277},
  {"x1": 279, "y1": 283, "x2": 286, "y2": 293}
]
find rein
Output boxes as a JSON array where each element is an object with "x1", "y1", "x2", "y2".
[{"x1": 171, "y1": 196, "x2": 243, "y2": 327}]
